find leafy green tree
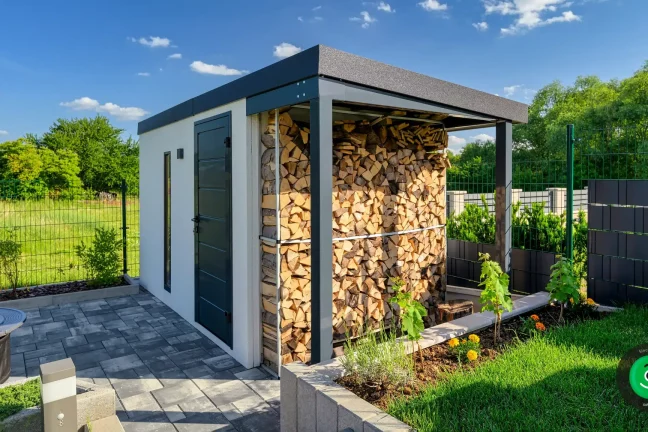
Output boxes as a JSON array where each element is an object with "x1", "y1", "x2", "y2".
[
  {"x1": 478, "y1": 253, "x2": 513, "y2": 344},
  {"x1": 39, "y1": 116, "x2": 139, "y2": 193}
]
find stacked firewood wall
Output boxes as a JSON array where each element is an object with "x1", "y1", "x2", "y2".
[{"x1": 260, "y1": 109, "x2": 449, "y2": 368}]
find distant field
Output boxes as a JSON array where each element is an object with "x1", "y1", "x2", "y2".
[{"x1": 0, "y1": 198, "x2": 139, "y2": 289}]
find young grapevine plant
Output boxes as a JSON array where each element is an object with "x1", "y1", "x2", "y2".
[
  {"x1": 389, "y1": 277, "x2": 427, "y2": 362},
  {"x1": 546, "y1": 256, "x2": 580, "y2": 322},
  {"x1": 478, "y1": 253, "x2": 513, "y2": 344}
]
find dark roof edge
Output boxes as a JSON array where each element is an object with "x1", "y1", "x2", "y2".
[
  {"x1": 137, "y1": 46, "x2": 321, "y2": 135},
  {"x1": 317, "y1": 46, "x2": 528, "y2": 124},
  {"x1": 139, "y1": 44, "x2": 528, "y2": 135}
]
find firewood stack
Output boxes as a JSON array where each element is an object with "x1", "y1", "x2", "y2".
[{"x1": 260, "y1": 109, "x2": 449, "y2": 370}]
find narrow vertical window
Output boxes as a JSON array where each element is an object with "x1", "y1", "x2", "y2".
[{"x1": 164, "y1": 152, "x2": 171, "y2": 292}]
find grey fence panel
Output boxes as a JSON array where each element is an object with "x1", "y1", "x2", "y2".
[
  {"x1": 588, "y1": 179, "x2": 648, "y2": 306},
  {"x1": 447, "y1": 239, "x2": 557, "y2": 294}
]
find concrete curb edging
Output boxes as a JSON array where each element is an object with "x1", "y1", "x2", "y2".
[
  {"x1": 280, "y1": 292, "x2": 553, "y2": 432},
  {"x1": 281, "y1": 362, "x2": 412, "y2": 432},
  {"x1": 0, "y1": 381, "x2": 117, "y2": 432},
  {"x1": 0, "y1": 283, "x2": 140, "y2": 310}
]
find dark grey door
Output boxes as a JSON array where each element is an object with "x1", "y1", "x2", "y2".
[{"x1": 194, "y1": 113, "x2": 233, "y2": 348}]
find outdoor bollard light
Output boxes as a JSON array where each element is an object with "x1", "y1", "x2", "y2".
[{"x1": 40, "y1": 358, "x2": 77, "y2": 432}]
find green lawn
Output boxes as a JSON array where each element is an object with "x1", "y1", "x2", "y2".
[
  {"x1": 0, "y1": 379, "x2": 40, "y2": 421},
  {"x1": 388, "y1": 306, "x2": 648, "y2": 431},
  {"x1": 0, "y1": 198, "x2": 139, "y2": 288}
]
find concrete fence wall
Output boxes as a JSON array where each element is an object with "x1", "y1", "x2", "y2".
[{"x1": 447, "y1": 188, "x2": 589, "y2": 216}]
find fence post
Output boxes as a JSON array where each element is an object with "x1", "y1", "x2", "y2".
[
  {"x1": 447, "y1": 191, "x2": 466, "y2": 215},
  {"x1": 566, "y1": 124, "x2": 575, "y2": 260},
  {"x1": 121, "y1": 179, "x2": 128, "y2": 275}
]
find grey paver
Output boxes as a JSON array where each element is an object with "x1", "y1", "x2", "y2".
[
  {"x1": 100, "y1": 353, "x2": 144, "y2": 373},
  {"x1": 8, "y1": 291, "x2": 280, "y2": 432},
  {"x1": 121, "y1": 391, "x2": 163, "y2": 419},
  {"x1": 203, "y1": 379, "x2": 258, "y2": 407},
  {"x1": 151, "y1": 379, "x2": 203, "y2": 408}
]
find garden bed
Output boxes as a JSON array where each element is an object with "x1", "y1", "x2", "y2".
[
  {"x1": 0, "y1": 278, "x2": 127, "y2": 303},
  {"x1": 338, "y1": 303, "x2": 606, "y2": 410}
]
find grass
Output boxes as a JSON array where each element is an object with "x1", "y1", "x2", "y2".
[
  {"x1": 0, "y1": 198, "x2": 139, "y2": 289},
  {"x1": 388, "y1": 306, "x2": 648, "y2": 431},
  {"x1": 0, "y1": 379, "x2": 40, "y2": 421}
]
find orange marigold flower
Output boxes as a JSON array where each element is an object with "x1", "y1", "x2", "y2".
[
  {"x1": 461, "y1": 339, "x2": 467, "y2": 344},
  {"x1": 569, "y1": 298, "x2": 575, "y2": 304},
  {"x1": 448, "y1": 338, "x2": 459, "y2": 348},
  {"x1": 586, "y1": 298, "x2": 596, "y2": 306},
  {"x1": 535, "y1": 322, "x2": 546, "y2": 332},
  {"x1": 468, "y1": 334, "x2": 480, "y2": 344},
  {"x1": 466, "y1": 350, "x2": 479, "y2": 361},
  {"x1": 530, "y1": 314, "x2": 540, "y2": 322}
]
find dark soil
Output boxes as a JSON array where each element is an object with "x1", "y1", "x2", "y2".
[
  {"x1": 337, "y1": 304, "x2": 607, "y2": 410},
  {"x1": 0, "y1": 278, "x2": 127, "y2": 302}
]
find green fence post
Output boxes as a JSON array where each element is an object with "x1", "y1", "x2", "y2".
[
  {"x1": 566, "y1": 124, "x2": 575, "y2": 260},
  {"x1": 121, "y1": 179, "x2": 128, "y2": 275}
]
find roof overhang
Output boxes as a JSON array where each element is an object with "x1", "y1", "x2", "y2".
[{"x1": 138, "y1": 45, "x2": 528, "y2": 135}]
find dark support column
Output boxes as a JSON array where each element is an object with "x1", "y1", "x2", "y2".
[
  {"x1": 495, "y1": 121, "x2": 512, "y2": 273},
  {"x1": 310, "y1": 97, "x2": 333, "y2": 364}
]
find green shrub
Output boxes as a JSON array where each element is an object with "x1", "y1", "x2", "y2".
[
  {"x1": 340, "y1": 328, "x2": 414, "y2": 389},
  {"x1": 75, "y1": 227, "x2": 121, "y2": 286},
  {"x1": 447, "y1": 195, "x2": 495, "y2": 244},
  {"x1": 0, "y1": 229, "x2": 21, "y2": 295}
]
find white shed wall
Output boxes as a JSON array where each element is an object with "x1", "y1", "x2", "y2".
[{"x1": 139, "y1": 99, "x2": 259, "y2": 368}]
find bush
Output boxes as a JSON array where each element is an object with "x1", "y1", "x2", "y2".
[
  {"x1": 478, "y1": 253, "x2": 513, "y2": 343},
  {"x1": 75, "y1": 227, "x2": 122, "y2": 286},
  {"x1": 0, "y1": 229, "x2": 21, "y2": 294},
  {"x1": 546, "y1": 256, "x2": 580, "y2": 322},
  {"x1": 389, "y1": 277, "x2": 427, "y2": 362},
  {"x1": 447, "y1": 195, "x2": 495, "y2": 244},
  {"x1": 340, "y1": 328, "x2": 414, "y2": 390}
]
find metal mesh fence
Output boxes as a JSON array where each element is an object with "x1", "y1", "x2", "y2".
[{"x1": 0, "y1": 180, "x2": 139, "y2": 289}]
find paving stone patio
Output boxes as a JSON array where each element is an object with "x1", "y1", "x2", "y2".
[{"x1": 9, "y1": 289, "x2": 280, "y2": 432}]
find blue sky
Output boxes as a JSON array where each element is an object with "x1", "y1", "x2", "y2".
[{"x1": 0, "y1": 0, "x2": 645, "y2": 152}]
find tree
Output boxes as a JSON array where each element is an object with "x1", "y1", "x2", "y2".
[{"x1": 39, "y1": 116, "x2": 139, "y2": 193}]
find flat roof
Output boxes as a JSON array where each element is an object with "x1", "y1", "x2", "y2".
[{"x1": 138, "y1": 45, "x2": 528, "y2": 135}]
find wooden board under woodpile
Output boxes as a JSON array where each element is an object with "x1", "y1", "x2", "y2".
[{"x1": 259, "y1": 108, "x2": 449, "y2": 368}]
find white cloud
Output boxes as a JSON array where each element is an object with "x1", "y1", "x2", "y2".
[
  {"x1": 483, "y1": 1, "x2": 581, "y2": 35},
  {"x1": 377, "y1": 2, "x2": 395, "y2": 12},
  {"x1": 190, "y1": 61, "x2": 247, "y2": 76},
  {"x1": 503, "y1": 84, "x2": 537, "y2": 100},
  {"x1": 273, "y1": 43, "x2": 303, "y2": 59},
  {"x1": 504, "y1": 84, "x2": 521, "y2": 97},
  {"x1": 473, "y1": 21, "x2": 489, "y2": 30},
  {"x1": 60, "y1": 97, "x2": 100, "y2": 111},
  {"x1": 0, "y1": 130, "x2": 8, "y2": 136},
  {"x1": 97, "y1": 103, "x2": 148, "y2": 121},
  {"x1": 137, "y1": 72, "x2": 150, "y2": 77},
  {"x1": 448, "y1": 135, "x2": 467, "y2": 151},
  {"x1": 418, "y1": 0, "x2": 448, "y2": 11},
  {"x1": 351, "y1": 11, "x2": 377, "y2": 28},
  {"x1": 471, "y1": 133, "x2": 495, "y2": 142},
  {"x1": 60, "y1": 97, "x2": 148, "y2": 121},
  {"x1": 167, "y1": 53, "x2": 182, "y2": 60},
  {"x1": 129, "y1": 36, "x2": 171, "y2": 48},
  {"x1": 298, "y1": 16, "x2": 304, "y2": 21},
  {"x1": 313, "y1": 5, "x2": 322, "y2": 11}
]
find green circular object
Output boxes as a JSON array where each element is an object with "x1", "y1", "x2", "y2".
[
  {"x1": 629, "y1": 355, "x2": 648, "y2": 400},
  {"x1": 617, "y1": 345, "x2": 648, "y2": 411}
]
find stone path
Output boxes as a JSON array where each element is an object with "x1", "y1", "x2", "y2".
[{"x1": 9, "y1": 289, "x2": 280, "y2": 432}]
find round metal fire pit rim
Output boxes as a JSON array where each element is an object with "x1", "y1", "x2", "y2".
[{"x1": 0, "y1": 308, "x2": 26, "y2": 337}]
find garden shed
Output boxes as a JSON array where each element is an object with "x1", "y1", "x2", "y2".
[{"x1": 137, "y1": 45, "x2": 528, "y2": 372}]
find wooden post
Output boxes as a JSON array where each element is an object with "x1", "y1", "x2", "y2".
[
  {"x1": 495, "y1": 121, "x2": 512, "y2": 273},
  {"x1": 310, "y1": 97, "x2": 334, "y2": 364}
]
